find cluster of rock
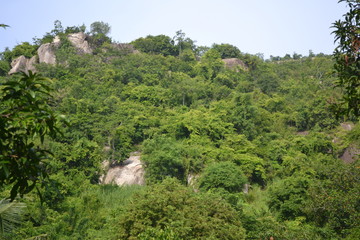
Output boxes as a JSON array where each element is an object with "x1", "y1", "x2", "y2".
[
  {"x1": 222, "y1": 58, "x2": 248, "y2": 71},
  {"x1": 9, "y1": 32, "x2": 92, "y2": 74},
  {"x1": 8, "y1": 55, "x2": 38, "y2": 75}
]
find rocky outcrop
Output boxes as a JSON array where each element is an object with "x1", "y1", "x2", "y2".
[
  {"x1": 222, "y1": 58, "x2": 248, "y2": 71},
  {"x1": 9, "y1": 32, "x2": 93, "y2": 74},
  {"x1": 37, "y1": 42, "x2": 58, "y2": 65},
  {"x1": 340, "y1": 146, "x2": 360, "y2": 163},
  {"x1": 27, "y1": 56, "x2": 38, "y2": 72},
  {"x1": 8, "y1": 55, "x2": 38, "y2": 74},
  {"x1": 67, "y1": 32, "x2": 92, "y2": 54},
  {"x1": 8, "y1": 56, "x2": 28, "y2": 74},
  {"x1": 100, "y1": 152, "x2": 145, "y2": 186}
]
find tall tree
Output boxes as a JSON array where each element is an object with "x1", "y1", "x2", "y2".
[
  {"x1": 332, "y1": 0, "x2": 360, "y2": 118},
  {"x1": 212, "y1": 43, "x2": 241, "y2": 59},
  {"x1": 90, "y1": 21, "x2": 111, "y2": 36},
  {"x1": 0, "y1": 71, "x2": 64, "y2": 200}
]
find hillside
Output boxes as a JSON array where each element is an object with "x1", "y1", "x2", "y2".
[{"x1": 0, "y1": 22, "x2": 359, "y2": 240}]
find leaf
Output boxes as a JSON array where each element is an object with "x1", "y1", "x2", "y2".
[{"x1": 0, "y1": 198, "x2": 26, "y2": 235}]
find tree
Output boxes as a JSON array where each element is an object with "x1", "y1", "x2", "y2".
[
  {"x1": 51, "y1": 20, "x2": 64, "y2": 36},
  {"x1": 89, "y1": 21, "x2": 112, "y2": 48},
  {"x1": 90, "y1": 21, "x2": 111, "y2": 36},
  {"x1": 212, "y1": 43, "x2": 241, "y2": 59},
  {"x1": 132, "y1": 35, "x2": 177, "y2": 56},
  {"x1": 173, "y1": 30, "x2": 196, "y2": 55},
  {"x1": 196, "y1": 49, "x2": 224, "y2": 80},
  {"x1": 142, "y1": 136, "x2": 186, "y2": 183},
  {"x1": 268, "y1": 175, "x2": 311, "y2": 220},
  {"x1": 199, "y1": 161, "x2": 247, "y2": 193},
  {"x1": 331, "y1": 0, "x2": 360, "y2": 118},
  {"x1": 306, "y1": 161, "x2": 360, "y2": 237},
  {"x1": 117, "y1": 178, "x2": 246, "y2": 240},
  {"x1": 8, "y1": 42, "x2": 37, "y2": 59},
  {"x1": 0, "y1": 71, "x2": 64, "y2": 200}
]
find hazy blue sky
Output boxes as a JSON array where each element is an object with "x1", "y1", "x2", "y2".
[{"x1": 1, "y1": 0, "x2": 348, "y2": 59}]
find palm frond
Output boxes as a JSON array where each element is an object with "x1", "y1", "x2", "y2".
[{"x1": 0, "y1": 198, "x2": 27, "y2": 235}]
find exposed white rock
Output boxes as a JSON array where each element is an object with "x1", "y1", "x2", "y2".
[
  {"x1": 27, "y1": 56, "x2": 38, "y2": 72},
  {"x1": 53, "y1": 35, "x2": 61, "y2": 44},
  {"x1": 37, "y1": 43, "x2": 57, "y2": 65},
  {"x1": 67, "y1": 32, "x2": 92, "y2": 54},
  {"x1": 8, "y1": 56, "x2": 28, "y2": 74},
  {"x1": 101, "y1": 153, "x2": 145, "y2": 186},
  {"x1": 222, "y1": 58, "x2": 248, "y2": 71},
  {"x1": 9, "y1": 32, "x2": 93, "y2": 74}
]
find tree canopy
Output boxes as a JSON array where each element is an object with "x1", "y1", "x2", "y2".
[{"x1": 332, "y1": 0, "x2": 360, "y2": 118}]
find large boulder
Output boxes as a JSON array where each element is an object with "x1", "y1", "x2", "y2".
[
  {"x1": 27, "y1": 56, "x2": 38, "y2": 72},
  {"x1": 8, "y1": 55, "x2": 28, "y2": 74},
  {"x1": 37, "y1": 42, "x2": 57, "y2": 65},
  {"x1": 100, "y1": 153, "x2": 145, "y2": 186},
  {"x1": 222, "y1": 58, "x2": 248, "y2": 71},
  {"x1": 8, "y1": 55, "x2": 38, "y2": 74},
  {"x1": 67, "y1": 32, "x2": 92, "y2": 54},
  {"x1": 9, "y1": 32, "x2": 93, "y2": 74}
]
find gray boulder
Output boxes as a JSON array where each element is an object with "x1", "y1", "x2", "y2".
[
  {"x1": 27, "y1": 56, "x2": 38, "y2": 72},
  {"x1": 9, "y1": 32, "x2": 93, "y2": 74},
  {"x1": 222, "y1": 58, "x2": 248, "y2": 71},
  {"x1": 37, "y1": 42, "x2": 57, "y2": 65},
  {"x1": 8, "y1": 55, "x2": 39, "y2": 75},
  {"x1": 8, "y1": 56, "x2": 28, "y2": 74},
  {"x1": 67, "y1": 32, "x2": 92, "y2": 54}
]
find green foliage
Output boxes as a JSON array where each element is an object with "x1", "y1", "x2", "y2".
[
  {"x1": 138, "y1": 227, "x2": 181, "y2": 240},
  {"x1": 0, "y1": 22, "x2": 355, "y2": 239},
  {"x1": 132, "y1": 35, "x2": 177, "y2": 56},
  {"x1": 306, "y1": 160, "x2": 360, "y2": 237},
  {"x1": 196, "y1": 49, "x2": 224, "y2": 80},
  {"x1": 0, "y1": 60, "x2": 10, "y2": 76},
  {"x1": 4, "y1": 42, "x2": 38, "y2": 62},
  {"x1": 0, "y1": 199, "x2": 26, "y2": 238},
  {"x1": 173, "y1": 30, "x2": 196, "y2": 55},
  {"x1": 199, "y1": 161, "x2": 247, "y2": 193},
  {"x1": 212, "y1": 43, "x2": 241, "y2": 59},
  {"x1": 88, "y1": 21, "x2": 112, "y2": 48},
  {"x1": 117, "y1": 178, "x2": 246, "y2": 240},
  {"x1": 331, "y1": 0, "x2": 360, "y2": 118},
  {"x1": 0, "y1": 71, "x2": 64, "y2": 199},
  {"x1": 142, "y1": 137, "x2": 186, "y2": 184},
  {"x1": 267, "y1": 175, "x2": 311, "y2": 220},
  {"x1": 0, "y1": 24, "x2": 9, "y2": 29},
  {"x1": 89, "y1": 21, "x2": 111, "y2": 36}
]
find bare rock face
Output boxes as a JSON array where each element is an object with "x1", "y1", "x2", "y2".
[
  {"x1": 340, "y1": 146, "x2": 360, "y2": 163},
  {"x1": 8, "y1": 56, "x2": 28, "y2": 74},
  {"x1": 27, "y1": 56, "x2": 38, "y2": 72},
  {"x1": 67, "y1": 32, "x2": 92, "y2": 54},
  {"x1": 37, "y1": 43, "x2": 57, "y2": 65},
  {"x1": 9, "y1": 32, "x2": 92, "y2": 74},
  {"x1": 222, "y1": 58, "x2": 248, "y2": 71},
  {"x1": 100, "y1": 153, "x2": 145, "y2": 186},
  {"x1": 8, "y1": 55, "x2": 38, "y2": 74}
]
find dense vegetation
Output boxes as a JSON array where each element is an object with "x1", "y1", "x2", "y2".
[{"x1": 0, "y1": 16, "x2": 359, "y2": 239}]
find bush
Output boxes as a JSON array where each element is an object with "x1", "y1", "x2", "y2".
[
  {"x1": 117, "y1": 178, "x2": 246, "y2": 240},
  {"x1": 199, "y1": 161, "x2": 247, "y2": 193}
]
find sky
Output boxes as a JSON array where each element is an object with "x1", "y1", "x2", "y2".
[{"x1": 1, "y1": 0, "x2": 348, "y2": 59}]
